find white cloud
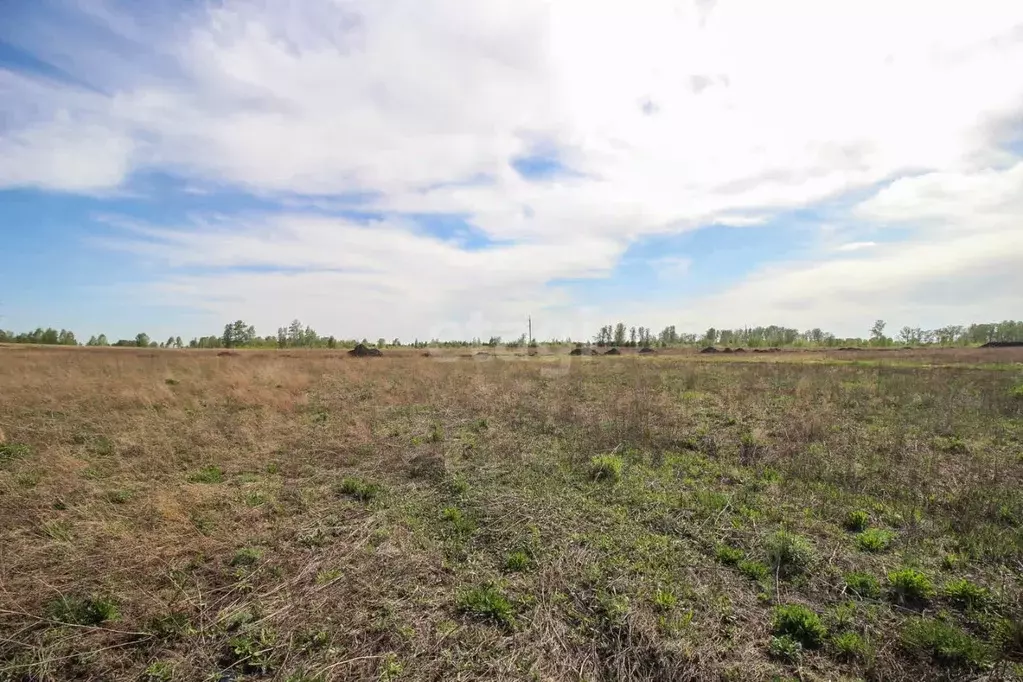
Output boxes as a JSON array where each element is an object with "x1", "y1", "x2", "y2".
[
  {"x1": 835, "y1": 241, "x2": 878, "y2": 252},
  {"x1": 2, "y1": 0, "x2": 1023, "y2": 336}
]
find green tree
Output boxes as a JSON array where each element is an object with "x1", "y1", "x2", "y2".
[
  {"x1": 613, "y1": 323, "x2": 626, "y2": 347},
  {"x1": 870, "y1": 320, "x2": 887, "y2": 346},
  {"x1": 96, "y1": 334, "x2": 109, "y2": 346},
  {"x1": 135, "y1": 333, "x2": 150, "y2": 348}
]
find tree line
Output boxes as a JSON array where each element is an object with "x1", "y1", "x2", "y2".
[
  {"x1": 589, "y1": 320, "x2": 1023, "y2": 348},
  {"x1": 2, "y1": 318, "x2": 1021, "y2": 350}
]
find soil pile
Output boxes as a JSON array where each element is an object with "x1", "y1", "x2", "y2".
[
  {"x1": 639, "y1": 347, "x2": 656, "y2": 354},
  {"x1": 348, "y1": 344, "x2": 383, "y2": 357},
  {"x1": 604, "y1": 347, "x2": 621, "y2": 355},
  {"x1": 217, "y1": 350, "x2": 239, "y2": 357},
  {"x1": 734, "y1": 348, "x2": 747, "y2": 353},
  {"x1": 569, "y1": 348, "x2": 584, "y2": 356},
  {"x1": 980, "y1": 341, "x2": 1023, "y2": 348},
  {"x1": 699, "y1": 346, "x2": 719, "y2": 354}
]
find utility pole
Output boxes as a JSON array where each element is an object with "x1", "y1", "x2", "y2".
[{"x1": 528, "y1": 316, "x2": 532, "y2": 346}]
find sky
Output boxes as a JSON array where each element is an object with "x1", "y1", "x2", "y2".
[{"x1": 1, "y1": 0, "x2": 1022, "y2": 343}]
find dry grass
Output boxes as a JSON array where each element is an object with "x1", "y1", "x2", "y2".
[{"x1": 1, "y1": 345, "x2": 1021, "y2": 681}]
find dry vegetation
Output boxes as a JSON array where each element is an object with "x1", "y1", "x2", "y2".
[{"x1": 1, "y1": 345, "x2": 1022, "y2": 681}]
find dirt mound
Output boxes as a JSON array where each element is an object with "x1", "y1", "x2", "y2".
[
  {"x1": 348, "y1": 344, "x2": 383, "y2": 357},
  {"x1": 837, "y1": 347, "x2": 863, "y2": 352},
  {"x1": 752, "y1": 347, "x2": 782, "y2": 354},
  {"x1": 569, "y1": 348, "x2": 584, "y2": 356},
  {"x1": 217, "y1": 350, "x2": 239, "y2": 357},
  {"x1": 699, "y1": 346, "x2": 719, "y2": 354},
  {"x1": 475, "y1": 351, "x2": 490, "y2": 357},
  {"x1": 733, "y1": 348, "x2": 747, "y2": 353},
  {"x1": 421, "y1": 351, "x2": 431, "y2": 357},
  {"x1": 638, "y1": 347, "x2": 656, "y2": 354},
  {"x1": 980, "y1": 341, "x2": 1023, "y2": 348},
  {"x1": 722, "y1": 347, "x2": 734, "y2": 354},
  {"x1": 604, "y1": 347, "x2": 621, "y2": 355},
  {"x1": 591, "y1": 349, "x2": 599, "y2": 355}
]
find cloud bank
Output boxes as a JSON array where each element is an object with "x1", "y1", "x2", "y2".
[{"x1": 2, "y1": 0, "x2": 1022, "y2": 339}]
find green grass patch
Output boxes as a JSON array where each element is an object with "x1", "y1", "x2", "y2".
[
  {"x1": 504, "y1": 551, "x2": 531, "y2": 572},
  {"x1": 188, "y1": 465, "x2": 224, "y2": 483},
  {"x1": 588, "y1": 453, "x2": 624, "y2": 481},
  {"x1": 714, "y1": 544, "x2": 744, "y2": 566},
  {"x1": 844, "y1": 572, "x2": 881, "y2": 599},
  {"x1": 888, "y1": 568, "x2": 935, "y2": 603},
  {"x1": 457, "y1": 584, "x2": 514, "y2": 628},
  {"x1": 832, "y1": 631, "x2": 872, "y2": 661},
  {"x1": 855, "y1": 528, "x2": 895, "y2": 552},
  {"x1": 338, "y1": 476, "x2": 383, "y2": 502},
  {"x1": 0, "y1": 442, "x2": 31, "y2": 466},
  {"x1": 737, "y1": 559, "x2": 770, "y2": 581},
  {"x1": 765, "y1": 530, "x2": 815, "y2": 577},
  {"x1": 843, "y1": 510, "x2": 870, "y2": 532},
  {"x1": 902, "y1": 617, "x2": 995, "y2": 669},
  {"x1": 45, "y1": 595, "x2": 118, "y2": 625},
  {"x1": 231, "y1": 547, "x2": 262, "y2": 567},
  {"x1": 942, "y1": 578, "x2": 989, "y2": 608},
  {"x1": 772, "y1": 604, "x2": 827, "y2": 649}
]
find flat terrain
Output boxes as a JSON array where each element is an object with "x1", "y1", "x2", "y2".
[{"x1": 1, "y1": 346, "x2": 1022, "y2": 681}]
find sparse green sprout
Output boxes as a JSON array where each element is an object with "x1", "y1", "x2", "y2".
[
  {"x1": 228, "y1": 627, "x2": 277, "y2": 673},
  {"x1": 935, "y1": 435, "x2": 969, "y2": 454},
  {"x1": 844, "y1": 572, "x2": 881, "y2": 599},
  {"x1": 769, "y1": 634, "x2": 803, "y2": 662},
  {"x1": 428, "y1": 422, "x2": 444, "y2": 442},
  {"x1": 941, "y1": 553, "x2": 966, "y2": 570},
  {"x1": 888, "y1": 568, "x2": 935, "y2": 603},
  {"x1": 144, "y1": 660, "x2": 174, "y2": 681},
  {"x1": 315, "y1": 568, "x2": 342, "y2": 585},
  {"x1": 45, "y1": 595, "x2": 118, "y2": 625},
  {"x1": 589, "y1": 453, "x2": 624, "y2": 481},
  {"x1": 338, "y1": 477, "x2": 382, "y2": 502},
  {"x1": 42, "y1": 520, "x2": 73, "y2": 542},
  {"x1": 738, "y1": 559, "x2": 770, "y2": 581},
  {"x1": 832, "y1": 631, "x2": 871, "y2": 660},
  {"x1": 942, "y1": 578, "x2": 989, "y2": 608},
  {"x1": 103, "y1": 489, "x2": 132, "y2": 504},
  {"x1": 715, "y1": 544, "x2": 744, "y2": 566},
  {"x1": 765, "y1": 530, "x2": 815, "y2": 576},
  {"x1": 441, "y1": 506, "x2": 475, "y2": 536},
  {"x1": 231, "y1": 547, "x2": 262, "y2": 567},
  {"x1": 0, "y1": 442, "x2": 32, "y2": 465},
  {"x1": 504, "y1": 551, "x2": 530, "y2": 572},
  {"x1": 855, "y1": 528, "x2": 895, "y2": 552},
  {"x1": 379, "y1": 652, "x2": 404, "y2": 681},
  {"x1": 652, "y1": 588, "x2": 678, "y2": 611},
  {"x1": 164, "y1": 378, "x2": 178, "y2": 386},
  {"x1": 902, "y1": 617, "x2": 995, "y2": 668},
  {"x1": 772, "y1": 604, "x2": 827, "y2": 649},
  {"x1": 457, "y1": 584, "x2": 514, "y2": 627},
  {"x1": 844, "y1": 510, "x2": 870, "y2": 532},
  {"x1": 188, "y1": 465, "x2": 224, "y2": 483},
  {"x1": 1011, "y1": 384, "x2": 1023, "y2": 400}
]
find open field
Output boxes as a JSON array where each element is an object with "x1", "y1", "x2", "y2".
[{"x1": 1, "y1": 346, "x2": 1022, "y2": 681}]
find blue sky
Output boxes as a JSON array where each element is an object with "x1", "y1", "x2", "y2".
[{"x1": 2, "y1": 1, "x2": 1022, "y2": 342}]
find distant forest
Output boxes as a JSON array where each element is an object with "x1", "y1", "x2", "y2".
[{"x1": 2, "y1": 318, "x2": 1022, "y2": 350}]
